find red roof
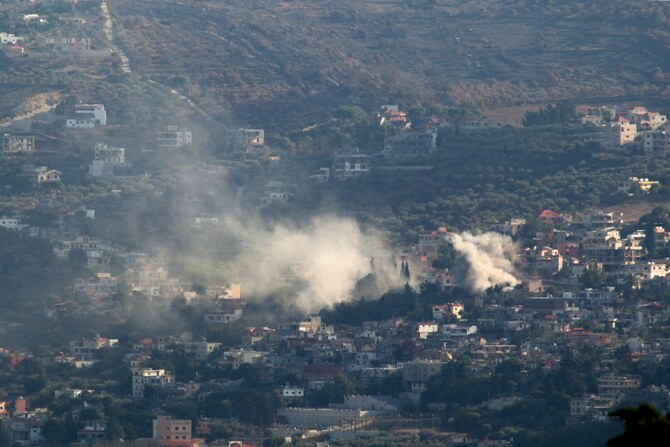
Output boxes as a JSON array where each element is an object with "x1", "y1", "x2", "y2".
[
  {"x1": 538, "y1": 209, "x2": 561, "y2": 219},
  {"x1": 614, "y1": 116, "x2": 630, "y2": 123}
]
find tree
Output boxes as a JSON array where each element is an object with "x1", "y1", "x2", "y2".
[{"x1": 608, "y1": 404, "x2": 670, "y2": 446}]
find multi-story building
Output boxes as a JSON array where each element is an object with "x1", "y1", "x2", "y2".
[
  {"x1": 157, "y1": 126, "x2": 192, "y2": 149},
  {"x1": 152, "y1": 415, "x2": 192, "y2": 447},
  {"x1": 617, "y1": 177, "x2": 660, "y2": 194},
  {"x1": 2, "y1": 134, "x2": 34, "y2": 154},
  {"x1": 69, "y1": 337, "x2": 119, "y2": 360},
  {"x1": 332, "y1": 152, "x2": 370, "y2": 179},
  {"x1": 384, "y1": 128, "x2": 437, "y2": 157},
  {"x1": 232, "y1": 128, "x2": 264, "y2": 151},
  {"x1": 183, "y1": 341, "x2": 221, "y2": 360},
  {"x1": 89, "y1": 143, "x2": 125, "y2": 177},
  {"x1": 0, "y1": 217, "x2": 28, "y2": 232},
  {"x1": 582, "y1": 228, "x2": 645, "y2": 266},
  {"x1": 642, "y1": 129, "x2": 670, "y2": 152},
  {"x1": 132, "y1": 368, "x2": 174, "y2": 398},
  {"x1": 604, "y1": 117, "x2": 637, "y2": 146},
  {"x1": 66, "y1": 103, "x2": 106, "y2": 128}
]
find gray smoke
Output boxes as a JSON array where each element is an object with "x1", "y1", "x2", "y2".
[{"x1": 448, "y1": 231, "x2": 519, "y2": 293}]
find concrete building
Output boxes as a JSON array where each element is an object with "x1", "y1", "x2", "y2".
[
  {"x1": 402, "y1": 360, "x2": 447, "y2": 393},
  {"x1": 153, "y1": 415, "x2": 192, "y2": 447},
  {"x1": 157, "y1": 125, "x2": 192, "y2": 149},
  {"x1": 617, "y1": 177, "x2": 660, "y2": 194},
  {"x1": 332, "y1": 151, "x2": 370, "y2": 179},
  {"x1": 66, "y1": 103, "x2": 106, "y2": 128},
  {"x1": 384, "y1": 128, "x2": 437, "y2": 157},
  {"x1": 69, "y1": 337, "x2": 119, "y2": 360},
  {"x1": 642, "y1": 129, "x2": 670, "y2": 152},
  {"x1": 90, "y1": 143, "x2": 125, "y2": 177},
  {"x1": 276, "y1": 407, "x2": 369, "y2": 428},
  {"x1": 183, "y1": 341, "x2": 221, "y2": 360},
  {"x1": 133, "y1": 368, "x2": 174, "y2": 398},
  {"x1": 19, "y1": 165, "x2": 61, "y2": 184},
  {"x1": 604, "y1": 117, "x2": 637, "y2": 146},
  {"x1": 3, "y1": 134, "x2": 34, "y2": 154},
  {"x1": 0, "y1": 217, "x2": 28, "y2": 231},
  {"x1": 232, "y1": 128, "x2": 264, "y2": 151}
]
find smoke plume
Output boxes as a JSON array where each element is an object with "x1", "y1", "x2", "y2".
[{"x1": 448, "y1": 232, "x2": 519, "y2": 293}]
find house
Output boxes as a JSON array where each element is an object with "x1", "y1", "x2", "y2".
[
  {"x1": 66, "y1": 103, "x2": 106, "y2": 128},
  {"x1": 73, "y1": 273, "x2": 118, "y2": 298},
  {"x1": 332, "y1": 150, "x2": 370, "y2": 179},
  {"x1": 133, "y1": 368, "x2": 174, "y2": 398},
  {"x1": 617, "y1": 177, "x2": 660, "y2": 194},
  {"x1": 0, "y1": 217, "x2": 28, "y2": 231},
  {"x1": 153, "y1": 415, "x2": 192, "y2": 447},
  {"x1": 604, "y1": 117, "x2": 637, "y2": 146},
  {"x1": 3, "y1": 134, "x2": 34, "y2": 154},
  {"x1": 69, "y1": 337, "x2": 119, "y2": 360},
  {"x1": 383, "y1": 128, "x2": 437, "y2": 157},
  {"x1": 157, "y1": 125, "x2": 192, "y2": 149},
  {"x1": 402, "y1": 360, "x2": 447, "y2": 393},
  {"x1": 19, "y1": 165, "x2": 61, "y2": 184},
  {"x1": 232, "y1": 128, "x2": 264, "y2": 151},
  {"x1": 523, "y1": 246, "x2": 564, "y2": 275},
  {"x1": 89, "y1": 143, "x2": 125, "y2": 177},
  {"x1": 204, "y1": 309, "x2": 243, "y2": 325},
  {"x1": 0, "y1": 32, "x2": 23, "y2": 45},
  {"x1": 433, "y1": 303, "x2": 464, "y2": 321},
  {"x1": 263, "y1": 182, "x2": 296, "y2": 204},
  {"x1": 183, "y1": 340, "x2": 221, "y2": 360},
  {"x1": 379, "y1": 105, "x2": 409, "y2": 128},
  {"x1": 642, "y1": 129, "x2": 670, "y2": 152},
  {"x1": 627, "y1": 107, "x2": 667, "y2": 130}
]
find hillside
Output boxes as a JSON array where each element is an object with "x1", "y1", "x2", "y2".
[{"x1": 109, "y1": 0, "x2": 670, "y2": 130}]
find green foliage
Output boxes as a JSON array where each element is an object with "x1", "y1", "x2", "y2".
[
  {"x1": 523, "y1": 102, "x2": 576, "y2": 127},
  {"x1": 608, "y1": 404, "x2": 670, "y2": 446}
]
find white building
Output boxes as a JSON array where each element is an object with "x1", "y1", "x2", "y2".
[
  {"x1": 66, "y1": 104, "x2": 106, "y2": 128},
  {"x1": 332, "y1": 151, "x2": 370, "y2": 179},
  {"x1": 0, "y1": 217, "x2": 28, "y2": 231},
  {"x1": 232, "y1": 128, "x2": 264, "y2": 151},
  {"x1": 0, "y1": 32, "x2": 23, "y2": 45}
]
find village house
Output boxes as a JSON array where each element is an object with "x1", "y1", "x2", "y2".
[
  {"x1": 262, "y1": 182, "x2": 297, "y2": 204},
  {"x1": 432, "y1": 303, "x2": 464, "y2": 321},
  {"x1": 604, "y1": 116, "x2": 637, "y2": 146},
  {"x1": 69, "y1": 337, "x2": 119, "y2": 360},
  {"x1": 378, "y1": 105, "x2": 410, "y2": 128},
  {"x1": 90, "y1": 143, "x2": 125, "y2": 177},
  {"x1": 383, "y1": 127, "x2": 437, "y2": 158},
  {"x1": 0, "y1": 32, "x2": 23, "y2": 45},
  {"x1": 642, "y1": 129, "x2": 670, "y2": 152},
  {"x1": 627, "y1": 106, "x2": 667, "y2": 130},
  {"x1": 331, "y1": 150, "x2": 370, "y2": 179},
  {"x1": 232, "y1": 128, "x2": 264, "y2": 151},
  {"x1": 66, "y1": 103, "x2": 107, "y2": 128},
  {"x1": 617, "y1": 176, "x2": 660, "y2": 194},
  {"x1": 0, "y1": 217, "x2": 28, "y2": 232},
  {"x1": 2, "y1": 134, "x2": 34, "y2": 155},
  {"x1": 156, "y1": 125, "x2": 193, "y2": 149},
  {"x1": 152, "y1": 415, "x2": 192, "y2": 447},
  {"x1": 132, "y1": 368, "x2": 174, "y2": 398},
  {"x1": 73, "y1": 272, "x2": 118, "y2": 298},
  {"x1": 19, "y1": 165, "x2": 61, "y2": 184}
]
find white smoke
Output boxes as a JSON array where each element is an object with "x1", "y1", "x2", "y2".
[
  {"x1": 210, "y1": 215, "x2": 396, "y2": 312},
  {"x1": 448, "y1": 231, "x2": 519, "y2": 293}
]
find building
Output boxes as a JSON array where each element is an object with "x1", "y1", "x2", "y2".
[
  {"x1": 332, "y1": 151, "x2": 370, "y2": 179},
  {"x1": 0, "y1": 32, "x2": 23, "y2": 45},
  {"x1": 89, "y1": 143, "x2": 125, "y2": 177},
  {"x1": 617, "y1": 177, "x2": 660, "y2": 194},
  {"x1": 263, "y1": 182, "x2": 296, "y2": 204},
  {"x1": 3, "y1": 134, "x2": 34, "y2": 154},
  {"x1": 582, "y1": 228, "x2": 645, "y2": 267},
  {"x1": 183, "y1": 341, "x2": 221, "y2": 360},
  {"x1": 232, "y1": 128, "x2": 264, "y2": 151},
  {"x1": 433, "y1": 303, "x2": 464, "y2": 321},
  {"x1": 604, "y1": 117, "x2": 637, "y2": 146},
  {"x1": 627, "y1": 107, "x2": 667, "y2": 130},
  {"x1": 66, "y1": 103, "x2": 106, "y2": 128},
  {"x1": 402, "y1": 361, "x2": 447, "y2": 393},
  {"x1": 384, "y1": 128, "x2": 437, "y2": 157},
  {"x1": 642, "y1": 129, "x2": 670, "y2": 152},
  {"x1": 133, "y1": 369, "x2": 174, "y2": 398},
  {"x1": 0, "y1": 217, "x2": 28, "y2": 231},
  {"x1": 157, "y1": 126, "x2": 192, "y2": 149},
  {"x1": 74, "y1": 273, "x2": 118, "y2": 298},
  {"x1": 282, "y1": 386, "x2": 305, "y2": 399},
  {"x1": 276, "y1": 407, "x2": 369, "y2": 428},
  {"x1": 379, "y1": 105, "x2": 409, "y2": 128},
  {"x1": 153, "y1": 415, "x2": 192, "y2": 447},
  {"x1": 69, "y1": 337, "x2": 119, "y2": 360},
  {"x1": 19, "y1": 165, "x2": 61, "y2": 184}
]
